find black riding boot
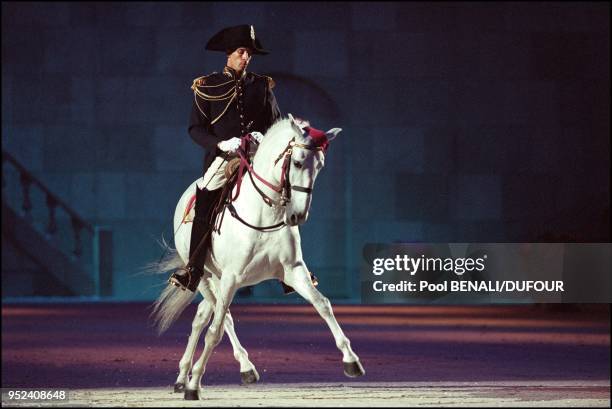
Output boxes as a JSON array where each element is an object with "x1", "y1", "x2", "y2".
[{"x1": 169, "y1": 187, "x2": 222, "y2": 292}]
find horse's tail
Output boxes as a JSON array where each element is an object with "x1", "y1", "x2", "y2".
[
  {"x1": 146, "y1": 239, "x2": 196, "y2": 335},
  {"x1": 150, "y1": 281, "x2": 196, "y2": 335}
]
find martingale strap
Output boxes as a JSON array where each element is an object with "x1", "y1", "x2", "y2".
[
  {"x1": 247, "y1": 170, "x2": 276, "y2": 207},
  {"x1": 226, "y1": 203, "x2": 285, "y2": 231}
]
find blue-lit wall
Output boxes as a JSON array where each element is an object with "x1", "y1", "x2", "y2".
[{"x1": 2, "y1": 2, "x2": 609, "y2": 301}]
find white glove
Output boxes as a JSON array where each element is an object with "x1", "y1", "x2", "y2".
[
  {"x1": 250, "y1": 131, "x2": 264, "y2": 143},
  {"x1": 217, "y1": 137, "x2": 241, "y2": 152}
]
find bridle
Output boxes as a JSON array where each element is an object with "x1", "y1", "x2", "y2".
[
  {"x1": 275, "y1": 138, "x2": 324, "y2": 204},
  {"x1": 227, "y1": 133, "x2": 324, "y2": 231}
]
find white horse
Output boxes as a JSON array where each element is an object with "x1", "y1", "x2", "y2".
[{"x1": 151, "y1": 116, "x2": 365, "y2": 400}]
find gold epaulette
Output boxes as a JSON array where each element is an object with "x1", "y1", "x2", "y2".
[
  {"x1": 191, "y1": 76, "x2": 204, "y2": 90},
  {"x1": 190, "y1": 73, "x2": 218, "y2": 90}
]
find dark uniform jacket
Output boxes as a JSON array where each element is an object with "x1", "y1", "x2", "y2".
[{"x1": 189, "y1": 66, "x2": 281, "y2": 175}]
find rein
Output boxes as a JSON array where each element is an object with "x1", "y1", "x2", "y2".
[
  {"x1": 234, "y1": 134, "x2": 322, "y2": 207},
  {"x1": 226, "y1": 133, "x2": 323, "y2": 231}
]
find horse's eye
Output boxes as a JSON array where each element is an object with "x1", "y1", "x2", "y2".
[{"x1": 293, "y1": 161, "x2": 303, "y2": 169}]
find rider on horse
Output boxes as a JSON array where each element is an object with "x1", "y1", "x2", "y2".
[{"x1": 169, "y1": 25, "x2": 316, "y2": 294}]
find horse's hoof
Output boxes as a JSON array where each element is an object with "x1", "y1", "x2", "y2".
[
  {"x1": 173, "y1": 382, "x2": 185, "y2": 393},
  {"x1": 241, "y1": 368, "x2": 260, "y2": 384},
  {"x1": 343, "y1": 360, "x2": 365, "y2": 378},
  {"x1": 184, "y1": 389, "x2": 199, "y2": 400}
]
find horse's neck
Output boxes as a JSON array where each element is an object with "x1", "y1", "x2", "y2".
[{"x1": 233, "y1": 147, "x2": 284, "y2": 223}]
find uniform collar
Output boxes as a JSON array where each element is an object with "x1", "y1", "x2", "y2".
[{"x1": 223, "y1": 66, "x2": 247, "y2": 80}]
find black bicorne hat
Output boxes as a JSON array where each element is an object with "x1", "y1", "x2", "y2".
[{"x1": 205, "y1": 25, "x2": 269, "y2": 55}]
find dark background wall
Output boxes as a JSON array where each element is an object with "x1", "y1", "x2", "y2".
[{"x1": 2, "y1": 2, "x2": 609, "y2": 301}]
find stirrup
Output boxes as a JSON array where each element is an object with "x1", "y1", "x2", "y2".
[{"x1": 169, "y1": 266, "x2": 203, "y2": 293}]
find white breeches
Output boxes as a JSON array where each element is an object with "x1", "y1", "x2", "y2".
[{"x1": 197, "y1": 157, "x2": 229, "y2": 191}]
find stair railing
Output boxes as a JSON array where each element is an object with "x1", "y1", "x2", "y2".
[{"x1": 1, "y1": 150, "x2": 113, "y2": 296}]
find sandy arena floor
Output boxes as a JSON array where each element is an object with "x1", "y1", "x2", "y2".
[{"x1": 2, "y1": 303, "x2": 609, "y2": 407}]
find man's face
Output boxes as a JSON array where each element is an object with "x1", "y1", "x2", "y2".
[{"x1": 226, "y1": 47, "x2": 252, "y2": 73}]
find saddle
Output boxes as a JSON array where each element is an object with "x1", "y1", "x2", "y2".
[
  {"x1": 224, "y1": 157, "x2": 241, "y2": 180},
  {"x1": 180, "y1": 157, "x2": 241, "y2": 228}
]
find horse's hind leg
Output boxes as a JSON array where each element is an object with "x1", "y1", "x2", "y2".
[
  {"x1": 174, "y1": 300, "x2": 256, "y2": 392},
  {"x1": 184, "y1": 276, "x2": 238, "y2": 400},
  {"x1": 208, "y1": 278, "x2": 259, "y2": 384},
  {"x1": 284, "y1": 263, "x2": 365, "y2": 378},
  {"x1": 175, "y1": 279, "x2": 257, "y2": 392},
  {"x1": 174, "y1": 298, "x2": 213, "y2": 392}
]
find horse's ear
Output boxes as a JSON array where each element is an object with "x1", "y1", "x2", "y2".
[
  {"x1": 287, "y1": 113, "x2": 301, "y2": 133},
  {"x1": 325, "y1": 128, "x2": 342, "y2": 141},
  {"x1": 288, "y1": 113, "x2": 310, "y2": 132}
]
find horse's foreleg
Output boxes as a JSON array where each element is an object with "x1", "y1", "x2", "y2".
[
  {"x1": 284, "y1": 264, "x2": 365, "y2": 378},
  {"x1": 184, "y1": 277, "x2": 237, "y2": 400},
  {"x1": 223, "y1": 311, "x2": 259, "y2": 383},
  {"x1": 174, "y1": 298, "x2": 213, "y2": 392}
]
